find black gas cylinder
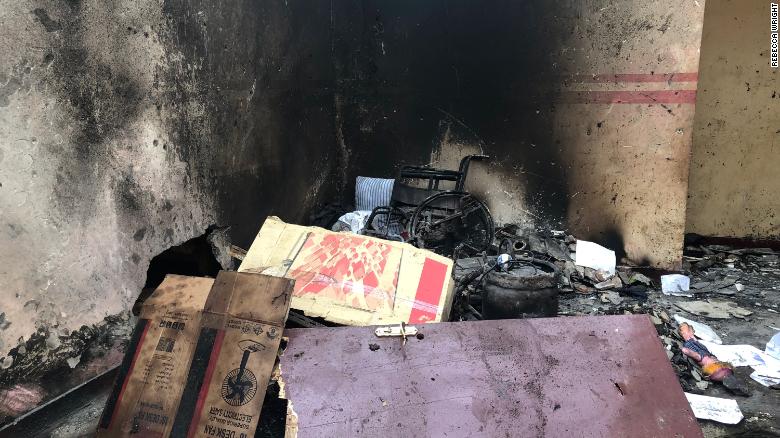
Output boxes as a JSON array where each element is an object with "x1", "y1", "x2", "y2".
[{"x1": 482, "y1": 259, "x2": 560, "y2": 319}]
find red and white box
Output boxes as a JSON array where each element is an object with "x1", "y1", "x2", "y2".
[{"x1": 238, "y1": 216, "x2": 455, "y2": 325}]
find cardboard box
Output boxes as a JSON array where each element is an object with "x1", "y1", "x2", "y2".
[
  {"x1": 238, "y1": 216, "x2": 454, "y2": 325},
  {"x1": 97, "y1": 272, "x2": 293, "y2": 437}
]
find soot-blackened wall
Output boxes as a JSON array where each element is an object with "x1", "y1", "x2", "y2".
[
  {"x1": 331, "y1": 0, "x2": 704, "y2": 267},
  {"x1": 0, "y1": 0, "x2": 341, "y2": 378}
]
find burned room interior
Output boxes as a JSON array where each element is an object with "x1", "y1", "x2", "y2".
[{"x1": 0, "y1": 0, "x2": 779, "y2": 436}]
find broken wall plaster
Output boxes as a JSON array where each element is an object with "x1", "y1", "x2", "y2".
[
  {"x1": 0, "y1": 310, "x2": 133, "y2": 425},
  {"x1": 207, "y1": 226, "x2": 236, "y2": 273},
  {"x1": 0, "y1": 312, "x2": 132, "y2": 387}
]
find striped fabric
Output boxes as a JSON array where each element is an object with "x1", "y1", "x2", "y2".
[{"x1": 355, "y1": 177, "x2": 394, "y2": 211}]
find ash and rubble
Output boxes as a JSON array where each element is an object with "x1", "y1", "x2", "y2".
[
  {"x1": 0, "y1": 312, "x2": 134, "y2": 425},
  {"x1": 451, "y1": 227, "x2": 780, "y2": 434}
]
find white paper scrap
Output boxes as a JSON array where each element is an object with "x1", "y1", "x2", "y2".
[
  {"x1": 335, "y1": 210, "x2": 373, "y2": 233},
  {"x1": 766, "y1": 332, "x2": 780, "y2": 361},
  {"x1": 574, "y1": 240, "x2": 615, "y2": 275},
  {"x1": 673, "y1": 315, "x2": 722, "y2": 344},
  {"x1": 700, "y1": 342, "x2": 766, "y2": 367},
  {"x1": 685, "y1": 393, "x2": 743, "y2": 424},
  {"x1": 751, "y1": 352, "x2": 780, "y2": 378},
  {"x1": 661, "y1": 274, "x2": 691, "y2": 296},
  {"x1": 750, "y1": 371, "x2": 780, "y2": 388}
]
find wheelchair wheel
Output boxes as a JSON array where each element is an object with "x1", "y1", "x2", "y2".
[{"x1": 408, "y1": 191, "x2": 494, "y2": 257}]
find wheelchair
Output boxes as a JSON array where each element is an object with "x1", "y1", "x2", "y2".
[{"x1": 363, "y1": 155, "x2": 494, "y2": 257}]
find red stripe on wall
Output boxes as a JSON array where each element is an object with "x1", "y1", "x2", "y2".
[
  {"x1": 569, "y1": 73, "x2": 698, "y2": 83},
  {"x1": 408, "y1": 258, "x2": 448, "y2": 324},
  {"x1": 107, "y1": 319, "x2": 151, "y2": 430},
  {"x1": 187, "y1": 329, "x2": 226, "y2": 438},
  {"x1": 559, "y1": 89, "x2": 697, "y2": 104}
]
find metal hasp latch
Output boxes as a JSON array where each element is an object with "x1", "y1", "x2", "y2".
[{"x1": 375, "y1": 322, "x2": 419, "y2": 346}]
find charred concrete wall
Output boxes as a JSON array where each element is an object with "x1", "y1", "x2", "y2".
[
  {"x1": 329, "y1": 1, "x2": 566, "y2": 229},
  {"x1": 0, "y1": 0, "x2": 339, "y2": 372},
  {"x1": 687, "y1": 0, "x2": 780, "y2": 240},
  {"x1": 333, "y1": 1, "x2": 705, "y2": 267}
]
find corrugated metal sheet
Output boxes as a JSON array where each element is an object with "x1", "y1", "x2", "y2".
[{"x1": 281, "y1": 315, "x2": 702, "y2": 437}]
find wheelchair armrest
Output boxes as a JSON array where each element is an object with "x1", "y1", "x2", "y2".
[
  {"x1": 364, "y1": 206, "x2": 407, "y2": 234},
  {"x1": 365, "y1": 206, "x2": 391, "y2": 230}
]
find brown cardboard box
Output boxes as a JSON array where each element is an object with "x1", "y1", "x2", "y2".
[
  {"x1": 97, "y1": 271, "x2": 293, "y2": 437},
  {"x1": 238, "y1": 216, "x2": 455, "y2": 326}
]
